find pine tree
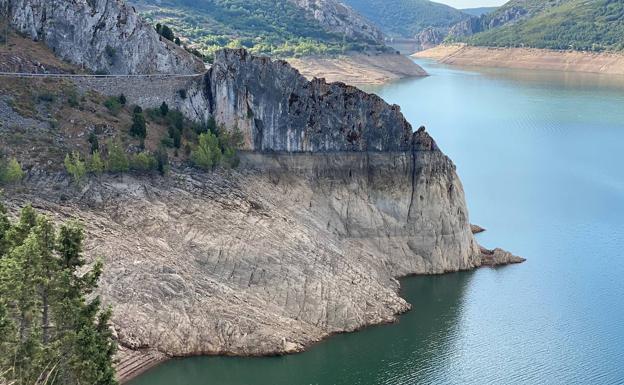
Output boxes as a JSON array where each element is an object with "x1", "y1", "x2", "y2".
[
  {"x1": 130, "y1": 112, "x2": 147, "y2": 139},
  {"x1": 64, "y1": 152, "x2": 87, "y2": 185},
  {"x1": 191, "y1": 132, "x2": 222, "y2": 170},
  {"x1": 88, "y1": 151, "x2": 105, "y2": 176},
  {"x1": 0, "y1": 206, "x2": 118, "y2": 385},
  {"x1": 160, "y1": 101, "x2": 169, "y2": 116},
  {"x1": 107, "y1": 140, "x2": 129, "y2": 173}
]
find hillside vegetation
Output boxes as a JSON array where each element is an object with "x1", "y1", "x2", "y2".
[
  {"x1": 342, "y1": 0, "x2": 469, "y2": 38},
  {"x1": 464, "y1": 0, "x2": 624, "y2": 51},
  {"x1": 130, "y1": 0, "x2": 387, "y2": 60}
]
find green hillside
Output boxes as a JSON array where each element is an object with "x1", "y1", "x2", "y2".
[
  {"x1": 130, "y1": 0, "x2": 386, "y2": 61},
  {"x1": 460, "y1": 7, "x2": 497, "y2": 17},
  {"x1": 341, "y1": 0, "x2": 469, "y2": 38},
  {"x1": 465, "y1": 0, "x2": 624, "y2": 51}
]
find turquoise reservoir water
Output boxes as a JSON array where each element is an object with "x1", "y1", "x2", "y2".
[{"x1": 129, "y1": 61, "x2": 624, "y2": 385}]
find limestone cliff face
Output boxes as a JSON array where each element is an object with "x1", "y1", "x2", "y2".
[
  {"x1": 1, "y1": 0, "x2": 203, "y2": 74},
  {"x1": 288, "y1": 0, "x2": 384, "y2": 45},
  {"x1": 207, "y1": 49, "x2": 412, "y2": 152}
]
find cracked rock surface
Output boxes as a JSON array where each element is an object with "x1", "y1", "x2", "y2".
[{"x1": 2, "y1": 0, "x2": 204, "y2": 74}]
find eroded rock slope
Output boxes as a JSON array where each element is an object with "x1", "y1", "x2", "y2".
[{"x1": 1, "y1": 0, "x2": 204, "y2": 74}]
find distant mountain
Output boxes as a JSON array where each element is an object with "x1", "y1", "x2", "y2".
[
  {"x1": 460, "y1": 7, "x2": 497, "y2": 17},
  {"x1": 129, "y1": 0, "x2": 388, "y2": 60},
  {"x1": 458, "y1": 0, "x2": 624, "y2": 51},
  {"x1": 341, "y1": 0, "x2": 469, "y2": 38}
]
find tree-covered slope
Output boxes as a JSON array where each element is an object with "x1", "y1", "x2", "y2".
[
  {"x1": 342, "y1": 0, "x2": 469, "y2": 38},
  {"x1": 130, "y1": 0, "x2": 388, "y2": 60},
  {"x1": 464, "y1": 0, "x2": 624, "y2": 51}
]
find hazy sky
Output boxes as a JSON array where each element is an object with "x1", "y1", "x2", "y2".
[{"x1": 434, "y1": 0, "x2": 507, "y2": 8}]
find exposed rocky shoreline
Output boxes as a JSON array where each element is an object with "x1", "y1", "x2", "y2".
[
  {"x1": 288, "y1": 53, "x2": 427, "y2": 85},
  {"x1": 414, "y1": 44, "x2": 624, "y2": 76}
]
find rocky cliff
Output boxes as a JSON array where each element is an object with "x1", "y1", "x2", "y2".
[
  {"x1": 208, "y1": 49, "x2": 412, "y2": 152},
  {"x1": 289, "y1": 0, "x2": 384, "y2": 45},
  {"x1": 1, "y1": 0, "x2": 204, "y2": 74}
]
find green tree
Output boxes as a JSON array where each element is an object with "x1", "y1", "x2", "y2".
[
  {"x1": 106, "y1": 140, "x2": 129, "y2": 173},
  {"x1": 64, "y1": 152, "x2": 87, "y2": 185},
  {"x1": 191, "y1": 132, "x2": 221, "y2": 170},
  {"x1": 88, "y1": 151, "x2": 105, "y2": 176},
  {"x1": 160, "y1": 101, "x2": 169, "y2": 116},
  {"x1": 1, "y1": 158, "x2": 25, "y2": 184},
  {"x1": 0, "y1": 205, "x2": 117, "y2": 385},
  {"x1": 130, "y1": 152, "x2": 157, "y2": 172},
  {"x1": 160, "y1": 25, "x2": 175, "y2": 41},
  {"x1": 88, "y1": 132, "x2": 100, "y2": 154},
  {"x1": 103, "y1": 97, "x2": 121, "y2": 116},
  {"x1": 130, "y1": 112, "x2": 147, "y2": 139}
]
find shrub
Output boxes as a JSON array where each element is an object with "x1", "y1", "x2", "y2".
[
  {"x1": 191, "y1": 132, "x2": 221, "y2": 170},
  {"x1": 88, "y1": 150, "x2": 105, "y2": 175},
  {"x1": 107, "y1": 140, "x2": 129, "y2": 173},
  {"x1": 130, "y1": 152, "x2": 157, "y2": 172},
  {"x1": 178, "y1": 89, "x2": 187, "y2": 99},
  {"x1": 64, "y1": 152, "x2": 87, "y2": 184},
  {"x1": 154, "y1": 146, "x2": 170, "y2": 176},
  {"x1": 160, "y1": 101, "x2": 169, "y2": 116},
  {"x1": 118, "y1": 94, "x2": 127, "y2": 106},
  {"x1": 104, "y1": 97, "x2": 122, "y2": 116},
  {"x1": 133, "y1": 105, "x2": 143, "y2": 114},
  {"x1": 130, "y1": 112, "x2": 147, "y2": 139},
  {"x1": 0, "y1": 158, "x2": 25, "y2": 184},
  {"x1": 37, "y1": 92, "x2": 56, "y2": 103},
  {"x1": 88, "y1": 132, "x2": 99, "y2": 154},
  {"x1": 67, "y1": 88, "x2": 80, "y2": 108},
  {"x1": 168, "y1": 126, "x2": 182, "y2": 149}
]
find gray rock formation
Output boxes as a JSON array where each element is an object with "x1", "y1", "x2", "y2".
[
  {"x1": 417, "y1": 27, "x2": 446, "y2": 50},
  {"x1": 1, "y1": 0, "x2": 204, "y2": 74},
  {"x1": 207, "y1": 49, "x2": 411, "y2": 152},
  {"x1": 289, "y1": 0, "x2": 385, "y2": 45}
]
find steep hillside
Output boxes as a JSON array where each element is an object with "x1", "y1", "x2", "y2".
[
  {"x1": 461, "y1": 7, "x2": 497, "y2": 17},
  {"x1": 129, "y1": 0, "x2": 387, "y2": 60},
  {"x1": 463, "y1": 0, "x2": 624, "y2": 51},
  {"x1": 342, "y1": 0, "x2": 469, "y2": 38},
  {"x1": 1, "y1": 0, "x2": 204, "y2": 74}
]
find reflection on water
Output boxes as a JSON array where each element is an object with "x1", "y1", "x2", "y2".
[
  {"x1": 130, "y1": 60, "x2": 624, "y2": 385},
  {"x1": 130, "y1": 273, "x2": 475, "y2": 385}
]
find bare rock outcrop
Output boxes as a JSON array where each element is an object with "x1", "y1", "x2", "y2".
[
  {"x1": 207, "y1": 49, "x2": 412, "y2": 152},
  {"x1": 288, "y1": 0, "x2": 384, "y2": 45},
  {"x1": 1, "y1": 0, "x2": 204, "y2": 74}
]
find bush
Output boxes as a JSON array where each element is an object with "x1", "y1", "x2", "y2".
[
  {"x1": 104, "y1": 97, "x2": 122, "y2": 116},
  {"x1": 64, "y1": 152, "x2": 87, "y2": 184},
  {"x1": 191, "y1": 132, "x2": 221, "y2": 170},
  {"x1": 168, "y1": 126, "x2": 182, "y2": 149},
  {"x1": 133, "y1": 105, "x2": 143, "y2": 114},
  {"x1": 88, "y1": 150, "x2": 105, "y2": 175},
  {"x1": 154, "y1": 146, "x2": 170, "y2": 176},
  {"x1": 67, "y1": 88, "x2": 80, "y2": 108},
  {"x1": 130, "y1": 112, "x2": 147, "y2": 139},
  {"x1": 178, "y1": 89, "x2": 187, "y2": 99},
  {"x1": 118, "y1": 94, "x2": 127, "y2": 106},
  {"x1": 88, "y1": 132, "x2": 99, "y2": 154},
  {"x1": 160, "y1": 101, "x2": 169, "y2": 116},
  {"x1": 0, "y1": 158, "x2": 25, "y2": 184},
  {"x1": 107, "y1": 140, "x2": 129, "y2": 173},
  {"x1": 130, "y1": 152, "x2": 157, "y2": 172}
]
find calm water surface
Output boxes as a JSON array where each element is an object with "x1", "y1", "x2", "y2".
[{"x1": 129, "y1": 61, "x2": 624, "y2": 385}]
